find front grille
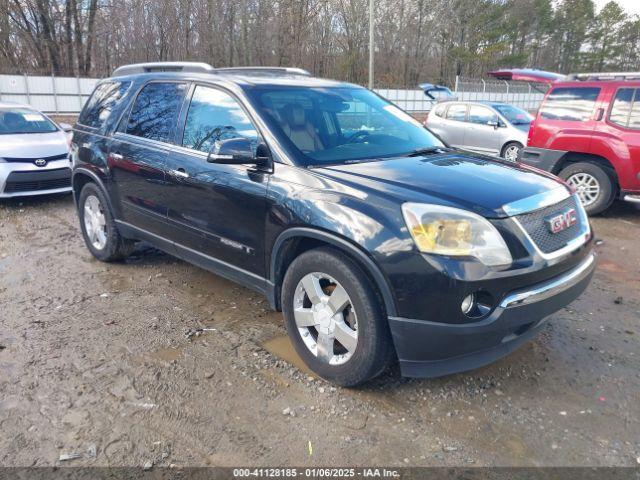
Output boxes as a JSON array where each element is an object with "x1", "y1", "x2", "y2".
[
  {"x1": 516, "y1": 196, "x2": 583, "y2": 254},
  {"x1": 4, "y1": 168, "x2": 71, "y2": 193},
  {"x1": 2, "y1": 153, "x2": 68, "y2": 164}
]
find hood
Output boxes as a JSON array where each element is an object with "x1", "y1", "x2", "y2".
[
  {"x1": 0, "y1": 131, "x2": 68, "y2": 159},
  {"x1": 313, "y1": 151, "x2": 565, "y2": 218}
]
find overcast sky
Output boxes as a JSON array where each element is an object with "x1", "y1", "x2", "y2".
[{"x1": 594, "y1": 0, "x2": 640, "y2": 16}]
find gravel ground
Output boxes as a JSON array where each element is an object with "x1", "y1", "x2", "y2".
[{"x1": 0, "y1": 194, "x2": 638, "y2": 468}]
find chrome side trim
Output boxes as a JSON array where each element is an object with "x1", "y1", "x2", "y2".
[
  {"x1": 500, "y1": 253, "x2": 595, "y2": 308},
  {"x1": 511, "y1": 193, "x2": 591, "y2": 261},
  {"x1": 502, "y1": 186, "x2": 570, "y2": 216},
  {"x1": 623, "y1": 194, "x2": 640, "y2": 204}
]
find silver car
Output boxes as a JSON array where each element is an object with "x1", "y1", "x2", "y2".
[
  {"x1": 0, "y1": 102, "x2": 72, "y2": 198},
  {"x1": 425, "y1": 101, "x2": 533, "y2": 161}
]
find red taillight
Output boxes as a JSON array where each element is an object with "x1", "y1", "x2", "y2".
[{"x1": 526, "y1": 119, "x2": 535, "y2": 146}]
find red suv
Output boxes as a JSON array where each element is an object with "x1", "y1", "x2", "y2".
[{"x1": 521, "y1": 73, "x2": 640, "y2": 215}]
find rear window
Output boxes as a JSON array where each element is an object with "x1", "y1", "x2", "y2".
[
  {"x1": 78, "y1": 81, "x2": 130, "y2": 129},
  {"x1": 125, "y1": 82, "x2": 187, "y2": 142},
  {"x1": 539, "y1": 87, "x2": 600, "y2": 122},
  {"x1": 609, "y1": 88, "x2": 640, "y2": 129}
]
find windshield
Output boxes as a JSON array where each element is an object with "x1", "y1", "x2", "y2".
[
  {"x1": 0, "y1": 108, "x2": 58, "y2": 135},
  {"x1": 247, "y1": 87, "x2": 444, "y2": 165},
  {"x1": 492, "y1": 104, "x2": 533, "y2": 125}
]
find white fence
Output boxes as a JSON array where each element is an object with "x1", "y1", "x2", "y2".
[
  {"x1": 0, "y1": 74, "x2": 547, "y2": 115},
  {"x1": 0, "y1": 74, "x2": 99, "y2": 114}
]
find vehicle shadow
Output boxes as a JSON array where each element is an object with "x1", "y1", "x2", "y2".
[{"x1": 0, "y1": 192, "x2": 74, "y2": 209}]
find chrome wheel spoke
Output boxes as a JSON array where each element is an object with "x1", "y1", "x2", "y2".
[
  {"x1": 294, "y1": 307, "x2": 317, "y2": 328},
  {"x1": 334, "y1": 320, "x2": 357, "y2": 352},
  {"x1": 327, "y1": 284, "x2": 349, "y2": 314},
  {"x1": 316, "y1": 332, "x2": 334, "y2": 362},
  {"x1": 301, "y1": 274, "x2": 324, "y2": 305}
]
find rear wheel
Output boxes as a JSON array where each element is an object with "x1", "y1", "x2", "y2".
[
  {"x1": 558, "y1": 162, "x2": 615, "y2": 215},
  {"x1": 501, "y1": 142, "x2": 523, "y2": 162},
  {"x1": 281, "y1": 247, "x2": 393, "y2": 386},
  {"x1": 78, "y1": 182, "x2": 135, "y2": 261}
]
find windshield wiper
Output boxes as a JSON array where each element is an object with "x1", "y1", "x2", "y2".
[{"x1": 407, "y1": 146, "x2": 449, "y2": 157}]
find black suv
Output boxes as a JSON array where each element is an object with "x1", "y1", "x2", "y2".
[{"x1": 71, "y1": 62, "x2": 595, "y2": 386}]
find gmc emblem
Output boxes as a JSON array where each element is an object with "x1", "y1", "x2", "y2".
[{"x1": 545, "y1": 208, "x2": 577, "y2": 234}]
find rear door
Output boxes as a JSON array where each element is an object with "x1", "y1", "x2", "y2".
[
  {"x1": 593, "y1": 85, "x2": 640, "y2": 192},
  {"x1": 437, "y1": 103, "x2": 467, "y2": 147},
  {"x1": 464, "y1": 104, "x2": 502, "y2": 154},
  {"x1": 108, "y1": 81, "x2": 188, "y2": 237}
]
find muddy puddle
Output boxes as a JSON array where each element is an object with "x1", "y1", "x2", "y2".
[{"x1": 261, "y1": 335, "x2": 315, "y2": 377}]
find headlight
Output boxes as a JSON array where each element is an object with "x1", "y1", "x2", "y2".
[{"x1": 402, "y1": 203, "x2": 512, "y2": 266}]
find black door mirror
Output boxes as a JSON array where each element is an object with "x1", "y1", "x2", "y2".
[
  {"x1": 487, "y1": 120, "x2": 500, "y2": 129},
  {"x1": 207, "y1": 138, "x2": 256, "y2": 164}
]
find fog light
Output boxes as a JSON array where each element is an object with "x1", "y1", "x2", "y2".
[{"x1": 461, "y1": 294, "x2": 476, "y2": 315}]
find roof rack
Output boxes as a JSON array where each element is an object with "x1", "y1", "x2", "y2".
[
  {"x1": 112, "y1": 62, "x2": 215, "y2": 76},
  {"x1": 568, "y1": 72, "x2": 640, "y2": 81},
  {"x1": 213, "y1": 67, "x2": 311, "y2": 77}
]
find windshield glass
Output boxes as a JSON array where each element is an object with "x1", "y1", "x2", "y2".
[
  {"x1": 492, "y1": 104, "x2": 533, "y2": 125},
  {"x1": 0, "y1": 108, "x2": 58, "y2": 134},
  {"x1": 247, "y1": 87, "x2": 444, "y2": 165}
]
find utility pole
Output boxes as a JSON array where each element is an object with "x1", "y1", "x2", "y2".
[{"x1": 368, "y1": 0, "x2": 374, "y2": 89}]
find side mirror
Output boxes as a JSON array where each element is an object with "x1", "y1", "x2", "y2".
[
  {"x1": 487, "y1": 120, "x2": 499, "y2": 129},
  {"x1": 59, "y1": 122, "x2": 73, "y2": 132},
  {"x1": 207, "y1": 137, "x2": 256, "y2": 164}
]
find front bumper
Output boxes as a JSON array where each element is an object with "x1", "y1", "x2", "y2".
[
  {"x1": 0, "y1": 160, "x2": 72, "y2": 198},
  {"x1": 389, "y1": 252, "x2": 596, "y2": 378}
]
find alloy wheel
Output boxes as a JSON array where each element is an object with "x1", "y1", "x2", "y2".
[
  {"x1": 566, "y1": 172, "x2": 601, "y2": 207},
  {"x1": 504, "y1": 145, "x2": 520, "y2": 162},
  {"x1": 293, "y1": 272, "x2": 358, "y2": 365},
  {"x1": 83, "y1": 194, "x2": 108, "y2": 250}
]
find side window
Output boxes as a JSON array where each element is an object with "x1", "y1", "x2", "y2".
[
  {"x1": 125, "y1": 82, "x2": 187, "y2": 142},
  {"x1": 468, "y1": 105, "x2": 497, "y2": 125},
  {"x1": 446, "y1": 104, "x2": 467, "y2": 122},
  {"x1": 539, "y1": 87, "x2": 600, "y2": 122},
  {"x1": 609, "y1": 88, "x2": 640, "y2": 129},
  {"x1": 182, "y1": 86, "x2": 259, "y2": 153},
  {"x1": 78, "y1": 81, "x2": 130, "y2": 129}
]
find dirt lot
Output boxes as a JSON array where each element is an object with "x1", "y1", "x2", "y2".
[{"x1": 0, "y1": 194, "x2": 638, "y2": 468}]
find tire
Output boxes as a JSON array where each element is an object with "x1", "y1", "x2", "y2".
[
  {"x1": 281, "y1": 247, "x2": 393, "y2": 387},
  {"x1": 501, "y1": 142, "x2": 523, "y2": 162},
  {"x1": 558, "y1": 162, "x2": 616, "y2": 215},
  {"x1": 78, "y1": 182, "x2": 135, "y2": 261}
]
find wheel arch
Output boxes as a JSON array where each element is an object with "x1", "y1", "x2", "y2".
[
  {"x1": 72, "y1": 168, "x2": 116, "y2": 214},
  {"x1": 269, "y1": 228, "x2": 397, "y2": 317},
  {"x1": 554, "y1": 152, "x2": 619, "y2": 191}
]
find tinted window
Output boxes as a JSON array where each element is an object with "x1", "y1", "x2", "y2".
[
  {"x1": 493, "y1": 104, "x2": 533, "y2": 125},
  {"x1": 609, "y1": 88, "x2": 640, "y2": 129},
  {"x1": 78, "y1": 81, "x2": 130, "y2": 128},
  {"x1": 126, "y1": 82, "x2": 187, "y2": 142},
  {"x1": 247, "y1": 86, "x2": 444, "y2": 165},
  {"x1": 446, "y1": 104, "x2": 467, "y2": 121},
  {"x1": 0, "y1": 108, "x2": 58, "y2": 134},
  {"x1": 540, "y1": 87, "x2": 600, "y2": 121},
  {"x1": 182, "y1": 86, "x2": 258, "y2": 153},
  {"x1": 468, "y1": 105, "x2": 497, "y2": 125}
]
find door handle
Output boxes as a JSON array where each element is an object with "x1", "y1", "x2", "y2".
[
  {"x1": 110, "y1": 152, "x2": 123, "y2": 160},
  {"x1": 169, "y1": 168, "x2": 189, "y2": 179}
]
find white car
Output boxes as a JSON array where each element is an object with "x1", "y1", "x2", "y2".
[{"x1": 0, "y1": 102, "x2": 72, "y2": 198}]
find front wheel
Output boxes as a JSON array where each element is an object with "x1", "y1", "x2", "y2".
[
  {"x1": 558, "y1": 162, "x2": 616, "y2": 215},
  {"x1": 281, "y1": 247, "x2": 393, "y2": 386},
  {"x1": 501, "y1": 142, "x2": 523, "y2": 162}
]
